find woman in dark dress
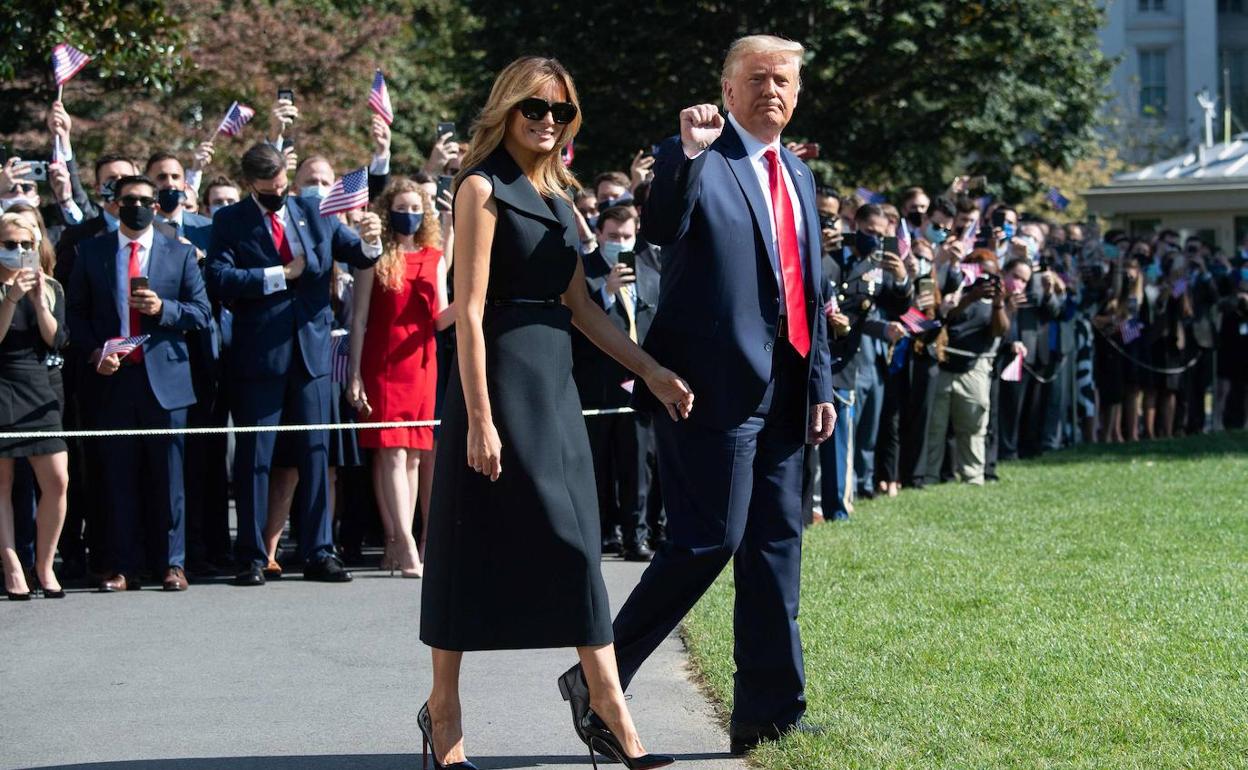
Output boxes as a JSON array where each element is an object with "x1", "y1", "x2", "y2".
[
  {"x1": 0, "y1": 214, "x2": 69, "y2": 600},
  {"x1": 419, "y1": 57, "x2": 692, "y2": 770}
]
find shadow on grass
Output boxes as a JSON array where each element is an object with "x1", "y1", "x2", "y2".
[
  {"x1": 1018, "y1": 430, "x2": 1248, "y2": 466},
  {"x1": 29, "y1": 753, "x2": 736, "y2": 770}
]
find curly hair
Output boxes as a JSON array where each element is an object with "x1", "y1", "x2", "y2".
[{"x1": 372, "y1": 178, "x2": 441, "y2": 293}]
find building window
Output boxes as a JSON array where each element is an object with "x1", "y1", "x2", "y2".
[
  {"x1": 1139, "y1": 0, "x2": 1165, "y2": 10},
  {"x1": 1139, "y1": 50, "x2": 1167, "y2": 117},
  {"x1": 1217, "y1": 0, "x2": 1243, "y2": 14},
  {"x1": 1219, "y1": 49, "x2": 1248, "y2": 132}
]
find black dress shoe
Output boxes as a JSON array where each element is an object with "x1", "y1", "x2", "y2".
[
  {"x1": 729, "y1": 720, "x2": 827, "y2": 755},
  {"x1": 232, "y1": 566, "x2": 265, "y2": 586},
  {"x1": 601, "y1": 539, "x2": 623, "y2": 556},
  {"x1": 303, "y1": 555, "x2": 353, "y2": 583},
  {"x1": 622, "y1": 544, "x2": 654, "y2": 562}
]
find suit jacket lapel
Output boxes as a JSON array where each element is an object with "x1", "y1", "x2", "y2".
[
  {"x1": 488, "y1": 148, "x2": 562, "y2": 226},
  {"x1": 286, "y1": 200, "x2": 318, "y2": 270},
  {"x1": 245, "y1": 198, "x2": 283, "y2": 265},
  {"x1": 780, "y1": 149, "x2": 821, "y2": 296},
  {"x1": 719, "y1": 122, "x2": 780, "y2": 285},
  {"x1": 101, "y1": 237, "x2": 121, "y2": 335}
]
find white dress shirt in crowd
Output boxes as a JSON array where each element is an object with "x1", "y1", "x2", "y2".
[
  {"x1": 115, "y1": 227, "x2": 154, "y2": 337},
  {"x1": 255, "y1": 196, "x2": 383, "y2": 295}
]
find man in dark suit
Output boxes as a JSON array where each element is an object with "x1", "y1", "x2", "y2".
[
  {"x1": 67, "y1": 175, "x2": 212, "y2": 592},
  {"x1": 559, "y1": 34, "x2": 835, "y2": 756},
  {"x1": 572, "y1": 206, "x2": 661, "y2": 561},
  {"x1": 205, "y1": 143, "x2": 383, "y2": 587},
  {"x1": 146, "y1": 152, "x2": 213, "y2": 252}
]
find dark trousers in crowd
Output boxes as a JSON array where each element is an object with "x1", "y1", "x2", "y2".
[
  {"x1": 1040, "y1": 355, "x2": 1071, "y2": 452},
  {"x1": 901, "y1": 353, "x2": 939, "y2": 487},
  {"x1": 97, "y1": 364, "x2": 188, "y2": 574},
  {"x1": 1184, "y1": 349, "x2": 1214, "y2": 434},
  {"x1": 644, "y1": 437, "x2": 666, "y2": 545},
  {"x1": 853, "y1": 358, "x2": 885, "y2": 496},
  {"x1": 588, "y1": 411, "x2": 652, "y2": 551},
  {"x1": 997, "y1": 370, "x2": 1045, "y2": 460},
  {"x1": 184, "y1": 394, "x2": 232, "y2": 571},
  {"x1": 11, "y1": 459, "x2": 36, "y2": 569},
  {"x1": 876, "y1": 356, "x2": 911, "y2": 487},
  {"x1": 818, "y1": 388, "x2": 855, "y2": 519},
  {"x1": 612, "y1": 342, "x2": 808, "y2": 728}
]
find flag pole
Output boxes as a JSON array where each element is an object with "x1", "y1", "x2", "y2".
[{"x1": 57, "y1": 83, "x2": 63, "y2": 102}]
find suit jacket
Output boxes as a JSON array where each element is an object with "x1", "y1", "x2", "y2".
[
  {"x1": 203, "y1": 195, "x2": 380, "y2": 380},
  {"x1": 639, "y1": 121, "x2": 833, "y2": 429},
  {"x1": 1004, "y1": 274, "x2": 1063, "y2": 365},
  {"x1": 176, "y1": 211, "x2": 214, "y2": 252},
  {"x1": 822, "y1": 248, "x2": 913, "y2": 390},
  {"x1": 54, "y1": 213, "x2": 112, "y2": 286},
  {"x1": 67, "y1": 228, "x2": 212, "y2": 410},
  {"x1": 572, "y1": 244, "x2": 661, "y2": 408}
]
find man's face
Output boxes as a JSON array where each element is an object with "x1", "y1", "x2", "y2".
[
  {"x1": 928, "y1": 209, "x2": 953, "y2": 233},
  {"x1": 206, "y1": 184, "x2": 240, "y2": 210},
  {"x1": 295, "y1": 159, "x2": 335, "y2": 191},
  {"x1": 577, "y1": 195, "x2": 598, "y2": 220},
  {"x1": 1007, "y1": 262, "x2": 1033, "y2": 286},
  {"x1": 1021, "y1": 223, "x2": 1045, "y2": 249},
  {"x1": 2, "y1": 180, "x2": 39, "y2": 208},
  {"x1": 116, "y1": 182, "x2": 157, "y2": 233},
  {"x1": 599, "y1": 216, "x2": 638, "y2": 245},
  {"x1": 148, "y1": 158, "x2": 185, "y2": 192},
  {"x1": 724, "y1": 52, "x2": 800, "y2": 138},
  {"x1": 97, "y1": 160, "x2": 138, "y2": 216},
  {"x1": 1066, "y1": 225, "x2": 1084, "y2": 243},
  {"x1": 251, "y1": 171, "x2": 289, "y2": 199},
  {"x1": 817, "y1": 194, "x2": 841, "y2": 251},
  {"x1": 902, "y1": 194, "x2": 929, "y2": 218},
  {"x1": 858, "y1": 213, "x2": 887, "y2": 240},
  {"x1": 954, "y1": 210, "x2": 977, "y2": 235},
  {"x1": 596, "y1": 182, "x2": 627, "y2": 204}
]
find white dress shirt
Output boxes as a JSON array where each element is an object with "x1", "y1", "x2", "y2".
[
  {"x1": 116, "y1": 227, "x2": 154, "y2": 337},
  {"x1": 254, "y1": 196, "x2": 383, "y2": 295}
]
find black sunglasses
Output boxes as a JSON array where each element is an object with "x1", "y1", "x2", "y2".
[
  {"x1": 927, "y1": 223, "x2": 952, "y2": 234},
  {"x1": 2, "y1": 240, "x2": 34, "y2": 251},
  {"x1": 516, "y1": 97, "x2": 578, "y2": 125},
  {"x1": 9, "y1": 183, "x2": 36, "y2": 195},
  {"x1": 120, "y1": 195, "x2": 156, "y2": 207}
]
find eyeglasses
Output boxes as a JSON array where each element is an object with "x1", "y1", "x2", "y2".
[
  {"x1": 516, "y1": 97, "x2": 578, "y2": 125},
  {"x1": 927, "y1": 223, "x2": 952, "y2": 234},
  {"x1": 2, "y1": 240, "x2": 34, "y2": 251},
  {"x1": 8, "y1": 183, "x2": 36, "y2": 195},
  {"x1": 119, "y1": 195, "x2": 155, "y2": 207}
]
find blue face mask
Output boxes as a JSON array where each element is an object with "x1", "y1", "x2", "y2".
[
  {"x1": 854, "y1": 231, "x2": 880, "y2": 257},
  {"x1": 923, "y1": 223, "x2": 948, "y2": 245},
  {"x1": 1001, "y1": 222, "x2": 1016, "y2": 240},
  {"x1": 1103, "y1": 243, "x2": 1120, "y2": 260},
  {"x1": 601, "y1": 239, "x2": 636, "y2": 261},
  {"x1": 1018, "y1": 234, "x2": 1039, "y2": 260},
  {"x1": 388, "y1": 210, "x2": 424, "y2": 236},
  {"x1": 300, "y1": 184, "x2": 330, "y2": 201},
  {"x1": 1145, "y1": 263, "x2": 1162, "y2": 282}
]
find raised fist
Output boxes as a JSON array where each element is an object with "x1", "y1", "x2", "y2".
[{"x1": 679, "y1": 104, "x2": 724, "y2": 158}]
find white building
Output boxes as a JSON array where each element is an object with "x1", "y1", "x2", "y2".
[{"x1": 1099, "y1": 0, "x2": 1247, "y2": 149}]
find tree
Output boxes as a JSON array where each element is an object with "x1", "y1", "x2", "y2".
[{"x1": 465, "y1": 0, "x2": 1113, "y2": 199}]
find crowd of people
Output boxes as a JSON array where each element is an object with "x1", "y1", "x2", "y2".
[{"x1": 1, "y1": 90, "x2": 1246, "y2": 601}]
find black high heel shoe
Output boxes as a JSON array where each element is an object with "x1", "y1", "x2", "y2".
[
  {"x1": 6, "y1": 589, "x2": 31, "y2": 601},
  {"x1": 35, "y1": 577, "x2": 66, "y2": 599},
  {"x1": 580, "y1": 708, "x2": 675, "y2": 770},
  {"x1": 416, "y1": 702, "x2": 478, "y2": 770}
]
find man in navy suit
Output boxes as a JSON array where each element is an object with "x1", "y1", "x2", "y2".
[
  {"x1": 67, "y1": 175, "x2": 212, "y2": 592},
  {"x1": 205, "y1": 143, "x2": 383, "y2": 587},
  {"x1": 146, "y1": 152, "x2": 213, "y2": 252},
  {"x1": 560, "y1": 35, "x2": 835, "y2": 755}
]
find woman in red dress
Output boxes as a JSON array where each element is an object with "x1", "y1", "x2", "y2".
[{"x1": 349, "y1": 179, "x2": 452, "y2": 578}]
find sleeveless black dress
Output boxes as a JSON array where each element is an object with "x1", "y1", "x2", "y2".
[{"x1": 420, "y1": 147, "x2": 612, "y2": 650}]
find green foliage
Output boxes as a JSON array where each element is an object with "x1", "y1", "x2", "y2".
[{"x1": 684, "y1": 433, "x2": 1248, "y2": 769}]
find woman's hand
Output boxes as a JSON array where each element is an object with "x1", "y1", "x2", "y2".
[
  {"x1": 644, "y1": 367, "x2": 694, "y2": 421},
  {"x1": 8, "y1": 268, "x2": 37, "y2": 302},
  {"x1": 467, "y1": 420, "x2": 502, "y2": 481},
  {"x1": 348, "y1": 374, "x2": 372, "y2": 418}
]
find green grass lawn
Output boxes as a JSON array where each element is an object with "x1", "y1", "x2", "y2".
[{"x1": 682, "y1": 432, "x2": 1248, "y2": 769}]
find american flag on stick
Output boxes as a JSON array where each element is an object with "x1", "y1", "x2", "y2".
[
  {"x1": 369, "y1": 69, "x2": 393, "y2": 125},
  {"x1": 98, "y1": 335, "x2": 149, "y2": 371},
  {"x1": 215, "y1": 101, "x2": 256, "y2": 138},
  {"x1": 1001, "y1": 351, "x2": 1024, "y2": 382},
  {"x1": 330, "y1": 330, "x2": 350, "y2": 383},
  {"x1": 52, "y1": 43, "x2": 91, "y2": 87},
  {"x1": 319, "y1": 167, "x2": 370, "y2": 216},
  {"x1": 899, "y1": 306, "x2": 940, "y2": 334},
  {"x1": 1118, "y1": 318, "x2": 1142, "y2": 345},
  {"x1": 855, "y1": 186, "x2": 887, "y2": 205},
  {"x1": 1046, "y1": 186, "x2": 1070, "y2": 212}
]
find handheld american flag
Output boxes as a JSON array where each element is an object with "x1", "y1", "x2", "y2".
[
  {"x1": 855, "y1": 186, "x2": 887, "y2": 205},
  {"x1": 216, "y1": 101, "x2": 256, "y2": 138},
  {"x1": 899, "y1": 307, "x2": 940, "y2": 334},
  {"x1": 1046, "y1": 187, "x2": 1070, "y2": 212},
  {"x1": 1118, "y1": 318, "x2": 1142, "y2": 345},
  {"x1": 319, "y1": 167, "x2": 370, "y2": 216},
  {"x1": 52, "y1": 43, "x2": 91, "y2": 87},
  {"x1": 369, "y1": 70, "x2": 393, "y2": 126},
  {"x1": 98, "y1": 335, "x2": 149, "y2": 371},
  {"x1": 1001, "y1": 351, "x2": 1024, "y2": 382},
  {"x1": 330, "y1": 330, "x2": 350, "y2": 383}
]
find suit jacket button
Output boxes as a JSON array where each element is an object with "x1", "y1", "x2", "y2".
[{"x1": 764, "y1": 341, "x2": 774, "y2": 352}]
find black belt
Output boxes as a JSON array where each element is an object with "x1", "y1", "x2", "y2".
[{"x1": 487, "y1": 298, "x2": 560, "y2": 307}]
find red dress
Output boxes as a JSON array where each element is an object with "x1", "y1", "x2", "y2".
[{"x1": 359, "y1": 247, "x2": 442, "y2": 450}]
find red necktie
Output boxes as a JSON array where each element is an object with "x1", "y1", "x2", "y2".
[
  {"x1": 127, "y1": 240, "x2": 143, "y2": 362},
  {"x1": 268, "y1": 211, "x2": 294, "y2": 265},
  {"x1": 764, "y1": 148, "x2": 810, "y2": 358}
]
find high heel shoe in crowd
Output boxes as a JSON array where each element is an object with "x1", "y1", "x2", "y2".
[
  {"x1": 416, "y1": 702, "x2": 478, "y2": 770},
  {"x1": 580, "y1": 708, "x2": 675, "y2": 770},
  {"x1": 35, "y1": 576, "x2": 65, "y2": 599}
]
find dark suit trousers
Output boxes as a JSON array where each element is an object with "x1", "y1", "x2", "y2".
[
  {"x1": 98, "y1": 364, "x2": 188, "y2": 572},
  {"x1": 184, "y1": 391, "x2": 232, "y2": 566},
  {"x1": 587, "y1": 411, "x2": 651, "y2": 549},
  {"x1": 613, "y1": 343, "x2": 808, "y2": 728},
  {"x1": 230, "y1": 363, "x2": 332, "y2": 568}
]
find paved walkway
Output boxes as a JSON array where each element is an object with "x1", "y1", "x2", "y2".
[{"x1": 0, "y1": 560, "x2": 745, "y2": 770}]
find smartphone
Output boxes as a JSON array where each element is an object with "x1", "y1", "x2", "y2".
[
  {"x1": 619, "y1": 250, "x2": 636, "y2": 271},
  {"x1": 436, "y1": 174, "x2": 453, "y2": 202},
  {"x1": 881, "y1": 236, "x2": 899, "y2": 256},
  {"x1": 968, "y1": 175, "x2": 988, "y2": 191},
  {"x1": 436, "y1": 121, "x2": 456, "y2": 141},
  {"x1": 26, "y1": 160, "x2": 49, "y2": 181},
  {"x1": 991, "y1": 209, "x2": 1008, "y2": 229},
  {"x1": 20, "y1": 249, "x2": 39, "y2": 271},
  {"x1": 916, "y1": 276, "x2": 935, "y2": 297},
  {"x1": 804, "y1": 143, "x2": 821, "y2": 159},
  {"x1": 277, "y1": 88, "x2": 295, "y2": 104},
  {"x1": 130, "y1": 276, "x2": 149, "y2": 294}
]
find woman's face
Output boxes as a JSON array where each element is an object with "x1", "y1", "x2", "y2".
[
  {"x1": 1125, "y1": 257, "x2": 1141, "y2": 282},
  {"x1": 507, "y1": 79, "x2": 567, "y2": 155},
  {"x1": 391, "y1": 191, "x2": 423, "y2": 215},
  {"x1": 13, "y1": 212, "x2": 40, "y2": 241}
]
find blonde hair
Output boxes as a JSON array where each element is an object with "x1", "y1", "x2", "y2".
[
  {"x1": 455, "y1": 56, "x2": 582, "y2": 201},
  {"x1": 372, "y1": 178, "x2": 442, "y2": 293},
  {"x1": 721, "y1": 34, "x2": 805, "y2": 84},
  {"x1": 1, "y1": 206, "x2": 55, "y2": 276}
]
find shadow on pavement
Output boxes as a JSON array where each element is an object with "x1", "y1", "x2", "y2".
[{"x1": 29, "y1": 752, "x2": 737, "y2": 770}]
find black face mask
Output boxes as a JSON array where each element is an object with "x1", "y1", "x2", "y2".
[
  {"x1": 905, "y1": 210, "x2": 923, "y2": 229},
  {"x1": 157, "y1": 188, "x2": 185, "y2": 214},
  {"x1": 119, "y1": 204, "x2": 155, "y2": 231},
  {"x1": 255, "y1": 190, "x2": 288, "y2": 212}
]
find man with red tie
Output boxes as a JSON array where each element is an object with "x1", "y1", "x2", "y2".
[
  {"x1": 205, "y1": 144, "x2": 383, "y2": 587},
  {"x1": 559, "y1": 35, "x2": 836, "y2": 756}
]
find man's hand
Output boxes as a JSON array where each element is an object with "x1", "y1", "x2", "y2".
[
  {"x1": 1011, "y1": 341, "x2": 1028, "y2": 358},
  {"x1": 680, "y1": 104, "x2": 724, "y2": 157},
  {"x1": 48, "y1": 161, "x2": 73, "y2": 204},
  {"x1": 808, "y1": 402, "x2": 836, "y2": 445},
  {"x1": 629, "y1": 149, "x2": 655, "y2": 190},
  {"x1": 192, "y1": 141, "x2": 215, "y2": 172},
  {"x1": 884, "y1": 321, "x2": 906, "y2": 343},
  {"x1": 357, "y1": 211, "x2": 382, "y2": 244},
  {"x1": 829, "y1": 311, "x2": 850, "y2": 337},
  {"x1": 46, "y1": 101, "x2": 72, "y2": 145},
  {"x1": 424, "y1": 132, "x2": 458, "y2": 175},
  {"x1": 371, "y1": 115, "x2": 391, "y2": 158},
  {"x1": 8, "y1": 268, "x2": 37, "y2": 302},
  {"x1": 129, "y1": 288, "x2": 163, "y2": 317},
  {"x1": 0, "y1": 157, "x2": 33, "y2": 193},
  {"x1": 916, "y1": 290, "x2": 935, "y2": 310},
  {"x1": 270, "y1": 99, "x2": 299, "y2": 143},
  {"x1": 936, "y1": 239, "x2": 965, "y2": 267},
  {"x1": 882, "y1": 252, "x2": 906, "y2": 281},
  {"x1": 283, "y1": 252, "x2": 307, "y2": 282},
  {"x1": 96, "y1": 351, "x2": 122, "y2": 376},
  {"x1": 283, "y1": 146, "x2": 298, "y2": 173},
  {"x1": 604, "y1": 262, "x2": 636, "y2": 295}
]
